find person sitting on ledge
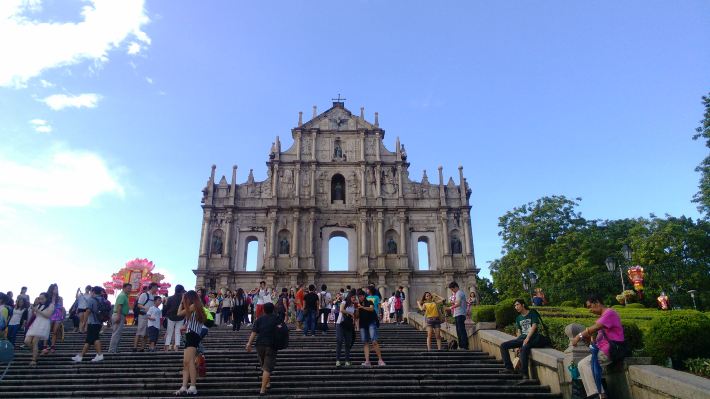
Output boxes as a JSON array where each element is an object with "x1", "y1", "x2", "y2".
[
  {"x1": 570, "y1": 293, "x2": 625, "y2": 399},
  {"x1": 499, "y1": 298, "x2": 548, "y2": 381}
]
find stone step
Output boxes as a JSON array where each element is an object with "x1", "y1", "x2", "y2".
[{"x1": 1, "y1": 323, "x2": 560, "y2": 398}]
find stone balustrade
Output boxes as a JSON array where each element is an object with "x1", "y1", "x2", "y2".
[{"x1": 407, "y1": 311, "x2": 710, "y2": 399}]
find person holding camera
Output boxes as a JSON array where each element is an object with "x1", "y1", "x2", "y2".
[
  {"x1": 133, "y1": 282, "x2": 158, "y2": 352},
  {"x1": 356, "y1": 289, "x2": 385, "y2": 367}
]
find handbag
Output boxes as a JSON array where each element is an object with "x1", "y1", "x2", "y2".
[{"x1": 599, "y1": 329, "x2": 629, "y2": 362}]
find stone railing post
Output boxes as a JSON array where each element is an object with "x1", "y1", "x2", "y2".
[{"x1": 562, "y1": 323, "x2": 588, "y2": 399}]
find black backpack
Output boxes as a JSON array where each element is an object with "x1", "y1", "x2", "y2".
[
  {"x1": 273, "y1": 319, "x2": 289, "y2": 351},
  {"x1": 95, "y1": 298, "x2": 112, "y2": 323}
]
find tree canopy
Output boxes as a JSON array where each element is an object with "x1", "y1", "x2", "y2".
[{"x1": 692, "y1": 93, "x2": 710, "y2": 217}]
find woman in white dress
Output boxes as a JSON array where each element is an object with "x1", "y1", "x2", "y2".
[{"x1": 24, "y1": 292, "x2": 55, "y2": 366}]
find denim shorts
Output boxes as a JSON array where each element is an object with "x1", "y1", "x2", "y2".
[{"x1": 359, "y1": 322, "x2": 378, "y2": 343}]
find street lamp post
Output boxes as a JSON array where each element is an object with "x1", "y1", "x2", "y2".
[
  {"x1": 688, "y1": 290, "x2": 698, "y2": 310},
  {"x1": 521, "y1": 269, "x2": 538, "y2": 304},
  {"x1": 604, "y1": 256, "x2": 627, "y2": 306}
]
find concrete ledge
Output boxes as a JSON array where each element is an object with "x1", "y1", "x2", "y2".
[{"x1": 628, "y1": 365, "x2": 710, "y2": 399}]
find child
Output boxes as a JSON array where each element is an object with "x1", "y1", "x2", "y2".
[{"x1": 146, "y1": 296, "x2": 163, "y2": 352}]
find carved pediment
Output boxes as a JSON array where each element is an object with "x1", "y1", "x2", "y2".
[{"x1": 300, "y1": 103, "x2": 376, "y2": 132}]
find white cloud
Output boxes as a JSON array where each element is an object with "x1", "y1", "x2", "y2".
[
  {"x1": 145, "y1": 76, "x2": 153, "y2": 84},
  {"x1": 0, "y1": 0, "x2": 151, "y2": 88},
  {"x1": 39, "y1": 79, "x2": 54, "y2": 88},
  {"x1": 0, "y1": 145, "x2": 125, "y2": 208},
  {"x1": 42, "y1": 93, "x2": 101, "y2": 110},
  {"x1": 29, "y1": 118, "x2": 52, "y2": 133},
  {"x1": 127, "y1": 41, "x2": 141, "y2": 55}
]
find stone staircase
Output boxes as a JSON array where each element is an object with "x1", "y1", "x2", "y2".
[{"x1": 0, "y1": 323, "x2": 561, "y2": 398}]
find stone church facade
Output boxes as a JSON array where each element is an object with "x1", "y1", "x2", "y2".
[{"x1": 194, "y1": 100, "x2": 479, "y2": 307}]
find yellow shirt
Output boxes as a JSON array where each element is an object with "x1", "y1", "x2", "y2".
[{"x1": 422, "y1": 302, "x2": 439, "y2": 318}]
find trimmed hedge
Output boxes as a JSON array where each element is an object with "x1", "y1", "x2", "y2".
[
  {"x1": 495, "y1": 298, "x2": 518, "y2": 328},
  {"x1": 559, "y1": 300, "x2": 579, "y2": 308},
  {"x1": 626, "y1": 303, "x2": 645, "y2": 309},
  {"x1": 472, "y1": 305, "x2": 496, "y2": 323},
  {"x1": 644, "y1": 311, "x2": 710, "y2": 366}
]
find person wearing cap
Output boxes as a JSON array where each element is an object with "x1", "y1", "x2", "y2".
[{"x1": 164, "y1": 284, "x2": 186, "y2": 351}]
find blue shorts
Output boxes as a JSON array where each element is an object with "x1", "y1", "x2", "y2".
[{"x1": 359, "y1": 322, "x2": 378, "y2": 343}]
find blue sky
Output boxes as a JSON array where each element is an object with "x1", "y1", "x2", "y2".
[{"x1": 1, "y1": 1, "x2": 708, "y2": 299}]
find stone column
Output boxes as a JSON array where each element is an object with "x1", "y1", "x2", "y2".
[
  {"x1": 272, "y1": 164, "x2": 279, "y2": 198},
  {"x1": 199, "y1": 211, "x2": 211, "y2": 256},
  {"x1": 223, "y1": 212, "x2": 232, "y2": 256},
  {"x1": 398, "y1": 212, "x2": 407, "y2": 255},
  {"x1": 292, "y1": 210, "x2": 300, "y2": 257},
  {"x1": 375, "y1": 132, "x2": 381, "y2": 161},
  {"x1": 441, "y1": 211, "x2": 450, "y2": 256},
  {"x1": 311, "y1": 131, "x2": 317, "y2": 161},
  {"x1": 310, "y1": 167, "x2": 315, "y2": 198},
  {"x1": 462, "y1": 210, "x2": 472, "y2": 255},
  {"x1": 294, "y1": 165, "x2": 301, "y2": 198},
  {"x1": 359, "y1": 213, "x2": 368, "y2": 257},
  {"x1": 269, "y1": 216, "x2": 277, "y2": 269},
  {"x1": 397, "y1": 165, "x2": 404, "y2": 199},
  {"x1": 360, "y1": 131, "x2": 365, "y2": 161},
  {"x1": 295, "y1": 131, "x2": 301, "y2": 161},
  {"x1": 360, "y1": 166, "x2": 366, "y2": 199},
  {"x1": 375, "y1": 165, "x2": 381, "y2": 197},
  {"x1": 376, "y1": 211, "x2": 384, "y2": 256}
]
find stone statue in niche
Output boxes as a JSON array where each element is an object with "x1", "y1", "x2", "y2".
[
  {"x1": 334, "y1": 140, "x2": 343, "y2": 158},
  {"x1": 333, "y1": 180, "x2": 344, "y2": 201},
  {"x1": 451, "y1": 237, "x2": 463, "y2": 254},
  {"x1": 386, "y1": 237, "x2": 397, "y2": 254},
  {"x1": 279, "y1": 238, "x2": 290, "y2": 255},
  {"x1": 211, "y1": 234, "x2": 223, "y2": 255}
]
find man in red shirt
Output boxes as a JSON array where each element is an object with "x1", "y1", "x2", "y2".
[{"x1": 294, "y1": 283, "x2": 305, "y2": 332}]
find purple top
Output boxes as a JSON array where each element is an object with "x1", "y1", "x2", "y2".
[{"x1": 596, "y1": 308, "x2": 624, "y2": 357}]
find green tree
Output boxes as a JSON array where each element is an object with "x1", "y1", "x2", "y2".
[
  {"x1": 692, "y1": 93, "x2": 710, "y2": 217},
  {"x1": 491, "y1": 195, "x2": 586, "y2": 300},
  {"x1": 475, "y1": 277, "x2": 499, "y2": 305}
]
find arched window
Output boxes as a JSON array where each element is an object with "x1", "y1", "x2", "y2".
[
  {"x1": 417, "y1": 237, "x2": 430, "y2": 270},
  {"x1": 245, "y1": 239, "x2": 259, "y2": 271},
  {"x1": 331, "y1": 173, "x2": 346, "y2": 203},
  {"x1": 328, "y1": 234, "x2": 348, "y2": 271}
]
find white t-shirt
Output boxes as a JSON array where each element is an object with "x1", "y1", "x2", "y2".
[
  {"x1": 388, "y1": 297, "x2": 396, "y2": 313},
  {"x1": 256, "y1": 288, "x2": 271, "y2": 305},
  {"x1": 147, "y1": 306, "x2": 162, "y2": 329},
  {"x1": 319, "y1": 291, "x2": 332, "y2": 310},
  {"x1": 336, "y1": 305, "x2": 355, "y2": 324},
  {"x1": 77, "y1": 293, "x2": 90, "y2": 310}
]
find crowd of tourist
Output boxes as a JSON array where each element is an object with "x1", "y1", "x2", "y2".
[{"x1": 0, "y1": 282, "x2": 623, "y2": 398}]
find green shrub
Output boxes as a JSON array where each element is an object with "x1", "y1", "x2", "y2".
[
  {"x1": 503, "y1": 323, "x2": 517, "y2": 336},
  {"x1": 644, "y1": 311, "x2": 710, "y2": 366},
  {"x1": 472, "y1": 305, "x2": 496, "y2": 323},
  {"x1": 684, "y1": 358, "x2": 710, "y2": 377},
  {"x1": 622, "y1": 322, "x2": 643, "y2": 352},
  {"x1": 559, "y1": 300, "x2": 578, "y2": 308},
  {"x1": 495, "y1": 298, "x2": 518, "y2": 328},
  {"x1": 626, "y1": 303, "x2": 645, "y2": 309}
]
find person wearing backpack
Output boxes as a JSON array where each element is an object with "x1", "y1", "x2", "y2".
[
  {"x1": 499, "y1": 298, "x2": 549, "y2": 381},
  {"x1": 302, "y1": 285, "x2": 319, "y2": 337},
  {"x1": 71, "y1": 286, "x2": 104, "y2": 362},
  {"x1": 133, "y1": 282, "x2": 158, "y2": 352},
  {"x1": 163, "y1": 284, "x2": 185, "y2": 351},
  {"x1": 276, "y1": 288, "x2": 289, "y2": 323},
  {"x1": 317, "y1": 285, "x2": 332, "y2": 334},
  {"x1": 246, "y1": 302, "x2": 283, "y2": 396},
  {"x1": 571, "y1": 294, "x2": 626, "y2": 399}
]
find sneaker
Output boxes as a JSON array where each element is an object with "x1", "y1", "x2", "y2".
[
  {"x1": 377, "y1": 359, "x2": 386, "y2": 366},
  {"x1": 71, "y1": 355, "x2": 82, "y2": 362},
  {"x1": 336, "y1": 361, "x2": 341, "y2": 367},
  {"x1": 186, "y1": 385, "x2": 197, "y2": 395},
  {"x1": 344, "y1": 361, "x2": 351, "y2": 367},
  {"x1": 361, "y1": 361, "x2": 371, "y2": 367},
  {"x1": 91, "y1": 354, "x2": 104, "y2": 362}
]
